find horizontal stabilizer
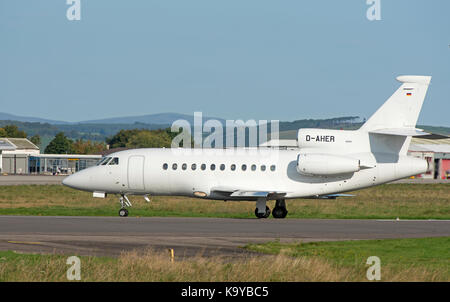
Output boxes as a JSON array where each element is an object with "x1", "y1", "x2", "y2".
[
  {"x1": 369, "y1": 128, "x2": 430, "y2": 137},
  {"x1": 417, "y1": 133, "x2": 450, "y2": 140}
]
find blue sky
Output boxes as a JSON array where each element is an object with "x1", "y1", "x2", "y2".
[{"x1": 1, "y1": 0, "x2": 449, "y2": 126}]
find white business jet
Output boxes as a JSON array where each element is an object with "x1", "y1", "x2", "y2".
[{"x1": 63, "y1": 75, "x2": 432, "y2": 218}]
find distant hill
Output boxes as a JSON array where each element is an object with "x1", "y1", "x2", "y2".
[
  {"x1": 0, "y1": 112, "x2": 68, "y2": 125},
  {"x1": 1, "y1": 112, "x2": 449, "y2": 150},
  {"x1": 0, "y1": 120, "x2": 170, "y2": 142},
  {"x1": 80, "y1": 112, "x2": 226, "y2": 125},
  {"x1": 0, "y1": 112, "x2": 226, "y2": 127},
  {"x1": 279, "y1": 116, "x2": 362, "y2": 131}
]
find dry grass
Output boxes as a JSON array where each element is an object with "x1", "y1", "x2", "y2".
[
  {"x1": 0, "y1": 249, "x2": 445, "y2": 282},
  {"x1": 0, "y1": 184, "x2": 448, "y2": 219}
]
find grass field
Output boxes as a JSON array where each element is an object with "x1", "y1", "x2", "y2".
[
  {"x1": 0, "y1": 184, "x2": 448, "y2": 219},
  {"x1": 245, "y1": 237, "x2": 450, "y2": 281},
  {"x1": 0, "y1": 237, "x2": 448, "y2": 281}
]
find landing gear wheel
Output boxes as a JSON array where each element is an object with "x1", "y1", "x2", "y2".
[
  {"x1": 255, "y1": 206, "x2": 271, "y2": 219},
  {"x1": 272, "y1": 199, "x2": 288, "y2": 219},
  {"x1": 272, "y1": 206, "x2": 288, "y2": 219},
  {"x1": 119, "y1": 208, "x2": 129, "y2": 217}
]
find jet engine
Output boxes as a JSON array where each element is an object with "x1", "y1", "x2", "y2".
[{"x1": 296, "y1": 153, "x2": 360, "y2": 176}]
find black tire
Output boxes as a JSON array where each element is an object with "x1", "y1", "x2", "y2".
[
  {"x1": 272, "y1": 206, "x2": 288, "y2": 219},
  {"x1": 255, "y1": 206, "x2": 271, "y2": 219},
  {"x1": 119, "y1": 208, "x2": 129, "y2": 217}
]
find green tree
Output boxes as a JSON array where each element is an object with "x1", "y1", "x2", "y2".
[
  {"x1": 125, "y1": 130, "x2": 172, "y2": 148},
  {"x1": 0, "y1": 128, "x2": 6, "y2": 137},
  {"x1": 44, "y1": 132, "x2": 73, "y2": 154},
  {"x1": 71, "y1": 139, "x2": 107, "y2": 154},
  {"x1": 106, "y1": 129, "x2": 141, "y2": 148},
  {"x1": 1, "y1": 125, "x2": 27, "y2": 138},
  {"x1": 29, "y1": 134, "x2": 41, "y2": 147}
]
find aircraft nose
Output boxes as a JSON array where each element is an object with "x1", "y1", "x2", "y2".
[{"x1": 62, "y1": 173, "x2": 86, "y2": 190}]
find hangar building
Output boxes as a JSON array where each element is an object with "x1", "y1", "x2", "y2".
[
  {"x1": 408, "y1": 138, "x2": 450, "y2": 179},
  {"x1": 0, "y1": 137, "x2": 101, "y2": 175},
  {"x1": 0, "y1": 138, "x2": 39, "y2": 174}
]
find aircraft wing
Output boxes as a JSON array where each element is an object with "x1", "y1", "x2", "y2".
[
  {"x1": 320, "y1": 193, "x2": 355, "y2": 199},
  {"x1": 210, "y1": 187, "x2": 287, "y2": 200},
  {"x1": 303, "y1": 193, "x2": 356, "y2": 200}
]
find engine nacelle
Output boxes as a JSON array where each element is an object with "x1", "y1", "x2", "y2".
[{"x1": 296, "y1": 153, "x2": 360, "y2": 176}]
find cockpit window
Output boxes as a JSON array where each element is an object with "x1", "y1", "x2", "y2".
[
  {"x1": 101, "y1": 157, "x2": 112, "y2": 165},
  {"x1": 97, "y1": 157, "x2": 110, "y2": 166},
  {"x1": 109, "y1": 157, "x2": 119, "y2": 165}
]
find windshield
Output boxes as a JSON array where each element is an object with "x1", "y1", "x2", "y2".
[
  {"x1": 108, "y1": 157, "x2": 119, "y2": 165},
  {"x1": 96, "y1": 156, "x2": 119, "y2": 166},
  {"x1": 96, "y1": 157, "x2": 111, "y2": 166}
]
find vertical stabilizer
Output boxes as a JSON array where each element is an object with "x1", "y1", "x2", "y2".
[{"x1": 360, "y1": 75, "x2": 431, "y2": 131}]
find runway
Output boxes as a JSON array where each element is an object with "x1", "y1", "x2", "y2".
[
  {"x1": 0, "y1": 175, "x2": 66, "y2": 185},
  {"x1": 0, "y1": 216, "x2": 449, "y2": 258}
]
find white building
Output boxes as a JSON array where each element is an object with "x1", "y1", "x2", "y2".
[
  {"x1": 0, "y1": 138, "x2": 39, "y2": 174},
  {"x1": 0, "y1": 137, "x2": 102, "y2": 175},
  {"x1": 408, "y1": 138, "x2": 450, "y2": 179}
]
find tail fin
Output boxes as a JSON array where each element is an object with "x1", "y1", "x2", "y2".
[{"x1": 360, "y1": 75, "x2": 431, "y2": 131}]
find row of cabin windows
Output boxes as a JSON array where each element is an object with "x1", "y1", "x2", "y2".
[{"x1": 162, "y1": 163, "x2": 276, "y2": 172}]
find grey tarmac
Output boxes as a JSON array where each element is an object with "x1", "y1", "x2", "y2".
[
  {"x1": 0, "y1": 216, "x2": 449, "y2": 258},
  {"x1": 0, "y1": 175, "x2": 66, "y2": 185}
]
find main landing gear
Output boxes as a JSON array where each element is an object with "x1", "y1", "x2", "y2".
[
  {"x1": 254, "y1": 206, "x2": 271, "y2": 219},
  {"x1": 254, "y1": 199, "x2": 288, "y2": 219},
  {"x1": 118, "y1": 194, "x2": 132, "y2": 217},
  {"x1": 272, "y1": 199, "x2": 288, "y2": 219}
]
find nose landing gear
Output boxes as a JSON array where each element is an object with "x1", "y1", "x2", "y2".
[
  {"x1": 119, "y1": 208, "x2": 129, "y2": 217},
  {"x1": 119, "y1": 194, "x2": 132, "y2": 217}
]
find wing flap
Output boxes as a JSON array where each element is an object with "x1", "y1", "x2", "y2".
[
  {"x1": 211, "y1": 187, "x2": 286, "y2": 200},
  {"x1": 303, "y1": 193, "x2": 355, "y2": 200}
]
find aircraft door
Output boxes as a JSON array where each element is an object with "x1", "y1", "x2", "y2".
[{"x1": 127, "y1": 155, "x2": 145, "y2": 191}]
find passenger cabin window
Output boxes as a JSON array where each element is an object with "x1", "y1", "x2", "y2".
[{"x1": 160, "y1": 162, "x2": 278, "y2": 172}]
